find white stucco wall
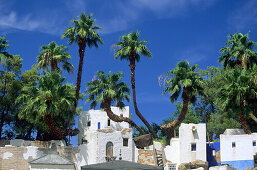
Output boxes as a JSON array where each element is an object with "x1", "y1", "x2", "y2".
[
  {"x1": 30, "y1": 164, "x2": 74, "y2": 170},
  {"x1": 97, "y1": 129, "x2": 133, "y2": 163},
  {"x1": 179, "y1": 123, "x2": 206, "y2": 164},
  {"x1": 76, "y1": 131, "x2": 98, "y2": 167},
  {"x1": 165, "y1": 138, "x2": 180, "y2": 164},
  {"x1": 78, "y1": 106, "x2": 131, "y2": 145},
  {"x1": 220, "y1": 133, "x2": 257, "y2": 162},
  {"x1": 76, "y1": 129, "x2": 133, "y2": 168}
]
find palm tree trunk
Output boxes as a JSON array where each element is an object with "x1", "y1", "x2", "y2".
[
  {"x1": 239, "y1": 101, "x2": 251, "y2": 134},
  {"x1": 0, "y1": 107, "x2": 6, "y2": 139},
  {"x1": 104, "y1": 96, "x2": 145, "y2": 135},
  {"x1": 129, "y1": 58, "x2": 158, "y2": 138},
  {"x1": 44, "y1": 113, "x2": 67, "y2": 139},
  {"x1": 161, "y1": 88, "x2": 190, "y2": 140},
  {"x1": 66, "y1": 38, "x2": 86, "y2": 129},
  {"x1": 249, "y1": 112, "x2": 257, "y2": 124},
  {"x1": 51, "y1": 59, "x2": 58, "y2": 71},
  {"x1": 239, "y1": 114, "x2": 251, "y2": 134}
]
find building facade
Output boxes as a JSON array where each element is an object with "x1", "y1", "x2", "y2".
[
  {"x1": 220, "y1": 129, "x2": 257, "y2": 170},
  {"x1": 164, "y1": 123, "x2": 207, "y2": 169},
  {"x1": 77, "y1": 106, "x2": 135, "y2": 167}
]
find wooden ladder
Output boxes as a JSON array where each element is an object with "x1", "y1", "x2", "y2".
[{"x1": 153, "y1": 143, "x2": 166, "y2": 167}]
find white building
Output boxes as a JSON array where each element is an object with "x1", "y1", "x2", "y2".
[
  {"x1": 164, "y1": 123, "x2": 206, "y2": 169},
  {"x1": 220, "y1": 129, "x2": 257, "y2": 170},
  {"x1": 77, "y1": 106, "x2": 135, "y2": 167}
]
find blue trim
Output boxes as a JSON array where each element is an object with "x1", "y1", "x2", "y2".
[
  {"x1": 207, "y1": 142, "x2": 221, "y2": 167},
  {"x1": 221, "y1": 160, "x2": 254, "y2": 170}
]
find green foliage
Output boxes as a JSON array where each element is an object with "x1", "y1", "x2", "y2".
[
  {"x1": 217, "y1": 67, "x2": 257, "y2": 117},
  {"x1": 62, "y1": 12, "x2": 103, "y2": 47},
  {"x1": 219, "y1": 32, "x2": 257, "y2": 68},
  {"x1": 207, "y1": 112, "x2": 241, "y2": 140},
  {"x1": 162, "y1": 61, "x2": 204, "y2": 104},
  {"x1": 86, "y1": 71, "x2": 130, "y2": 110},
  {"x1": 16, "y1": 71, "x2": 77, "y2": 135},
  {"x1": 36, "y1": 41, "x2": 74, "y2": 74},
  {"x1": 114, "y1": 31, "x2": 152, "y2": 62}
]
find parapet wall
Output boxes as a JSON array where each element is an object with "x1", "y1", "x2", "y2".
[{"x1": 0, "y1": 140, "x2": 79, "y2": 170}]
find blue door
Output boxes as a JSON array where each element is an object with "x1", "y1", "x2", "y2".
[{"x1": 98, "y1": 122, "x2": 100, "y2": 129}]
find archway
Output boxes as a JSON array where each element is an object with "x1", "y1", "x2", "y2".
[{"x1": 106, "y1": 142, "x2": 113, "y2": 157}]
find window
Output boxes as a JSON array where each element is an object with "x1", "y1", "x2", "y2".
[
  {"x1": 108, "y1": 119, "x2": 111, "y2": 126},
  {"x1": 98, "y1": 122, "x2": 101, "y2": 129},
  {"x1": 87, "y1": 121, "x2": 91, "y2": 127},
  {"x1": 253, "y1": 141, "x2": 256, "y2": 146},
  {"x1": 232, "y1": 142, "x2": 236, "y2": 148},
  {"x1": 191, "y1": 143, "x2": 196, "y2": 151},
  {"x1": 82, "y1": 139, "x2": 88, "y2": 144},
  {"x1": 212, "y1": 149, "x2": 216, "y2": 156},
  {"x1": 123, "y1": 138, "x2": 128, "y2": 147}
]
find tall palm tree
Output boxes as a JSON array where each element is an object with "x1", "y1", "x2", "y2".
[
  {"x1": 36, "y1": 41, "x2": 74, "y2": 73},
  {"x1": 114, "y1": 31, "x2": 157, "y2": 138},
  {"x1": 16, "y1": 71, "x2": 77, "y2": 139},
  {"x1": 219, "y1": 33, "x2": 257, "y2": 69},
  {"x1": 217, "y1": 67, "x2": 257, "y2": 134},
  {"x1": 86, "y1": 71, "x2": 145, "y2": 135},
  {"x1": 0, "y1": 35, "x2": 12, "y2": 60},
  {"x1": 219, "y1": 32, "x2": 257, "y2": 130},
  {"x1": 161, "y1": 61, "x2": 204, "y2": 139},
  {"x1": 62, "y1": 12, "x2": 103, "y2": 126}
]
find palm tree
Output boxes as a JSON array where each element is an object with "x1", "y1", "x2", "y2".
[
  {"x1": 114, "y1": 31, "x2": 157, "y2": 138},
  {"x1": 219, "y1": 33, "x2": 257, "y2": 68},
  {"x1": 16, "y1": 71, "x2": 77, "y2": 139},
  {"x1": 161, "y1": 61, "x2": 204, "y2": 140},
  {"x1": 36, "y1": 41, "x2": 74, "y2": 73},
  {"x1": 62, "y1": 12, "x2": 103, "y2": 124},
  {"x1": 0, "y1": 35, "x2": 12, "y2": 60},
  {"x1": 86, "y1": 71, "x2": 145, "y2": 135},
  {"x1": 217, "y1": 67, "x2": 257, "y2": 134}
]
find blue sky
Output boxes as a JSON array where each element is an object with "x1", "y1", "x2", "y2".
[{"x1": 1, "y1": 0, "x2": 257, "y2": 145}]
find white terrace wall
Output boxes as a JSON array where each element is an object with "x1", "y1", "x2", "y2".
[
  {"x1": 179, "y1": 123, "x2": 206, "y2": 164},
  {"x1": 164, "y1": 123, "x2": 206, "y2": 167},
  {"x1": 78, "y1": 106, "x2": 131, "y2": 145},
  {"x1": 76, "y1": 128, "x2": 134, "y2": 168},
  {"x1": 220, "y1": 132, "x2": 257, "y2": 169},
  {"x1": 97, "y1": 128, "x2": 133, "y2": 163}
]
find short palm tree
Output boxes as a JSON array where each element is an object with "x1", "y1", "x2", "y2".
[
  {"x1": 16, "y1": 71, "x2": 77, "y2": 139},
  {"x1": 161, "y1": 61, "x2": 204, "y2": 139},
  {"x1": 217, "y1": 67, "x2": 257, "y2": 134},
  {"x1": 62, "y1": 12, "x2": 103, "y2": 123},
  {"x1": 219, "y1": 33, "x2": 257, "y2": 68},
  {"x1": 86, "y1": 71, "x2": 145, "y2": 135},
  {"x1": 36, "y1": 41, "x2": 74, "y2": 73},
  {"x1": 114, "y1": 31, "x2": 157, "y2": 138}
]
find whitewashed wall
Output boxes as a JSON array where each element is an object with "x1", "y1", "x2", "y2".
[
  {"x1": 97, "y1": 129, "x2": 133, "y2": 163},
  {"x1": 220, "y1": 133, "x2": 257, "y2": 162},
  {"x1": 76, "y1": 131, "x2": 98, "y2": 168},
  {"x1": 179, "y1": 123, "x2": 206, "y2": 164},
  {"x1": 165, "y1": 138, "x2": 180, "y2": 164},
  {"x1": 78, "y1": 106, "x2": 131, "y2": 145}
]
